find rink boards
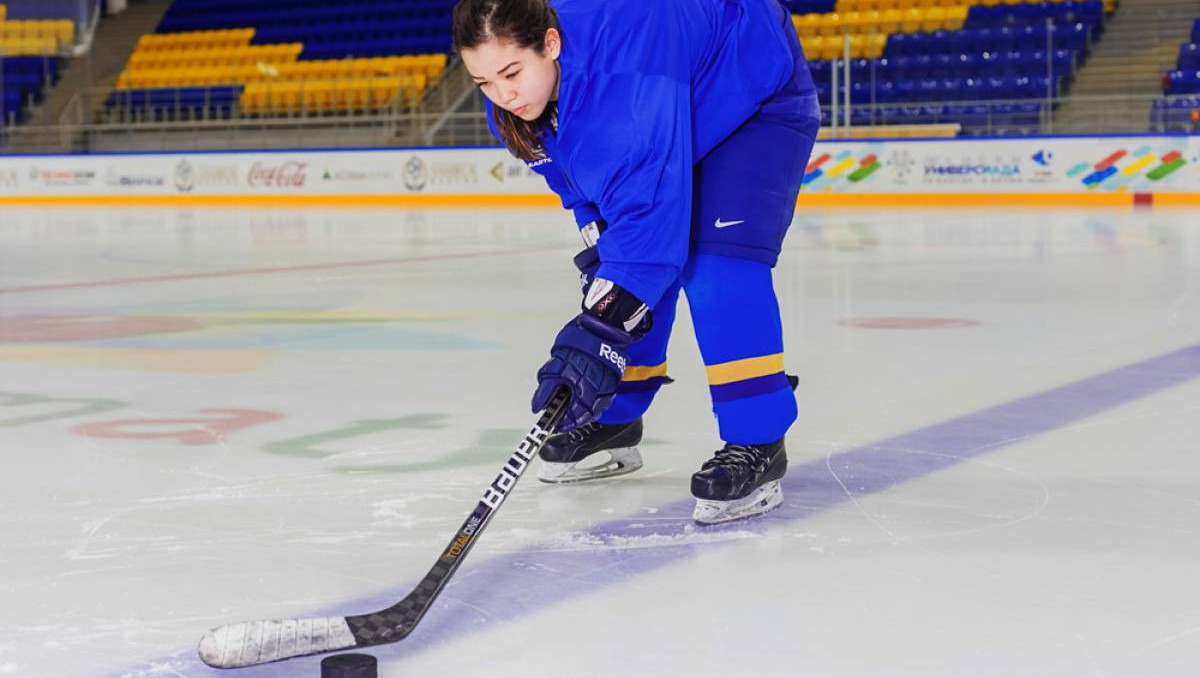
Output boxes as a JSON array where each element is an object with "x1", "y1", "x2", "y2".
[{"x1": 0, "y1": 134, "x2": 1197, "y2": 206}]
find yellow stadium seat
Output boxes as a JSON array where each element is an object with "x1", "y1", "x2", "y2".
[
  {"x1": 818, "y1": 35, "x2": 845, "y2": 60},
  {"x1": 345, "y1": 80, "x2": 371, "y2": 111},
  {"x1": 800, "y1": 34, "x2": 823, "y2": 59},
  {"x1": 276, "y1": 82, "x2": 302, "y2": 114},
  {"x1": 865, "y1": 32, "x2": 888, "y2": 58},
  {"x1": 893, "y1": 0, "x2": 916, "y2": 9},
  {"x1": 300, "y1": 80, "x2": 331, "y2": 113},
  {"x1": 317, "y1": 61, "x2": 346, "y2": 79},
  {"x1": 841, "y1": 11, "x2": 864, "y2": 33},
  {"x1": 859, "y1": 10, "x2": 883, "y2": 33},
  {"x1": 878, "y1": 8, "x2": 903, "y2": 31},
  {"x1": 239, "y1": 85, "x2": 262, "y2": 114},
  {"x1": 944, "y1": 5, "x2": 967, "y2": 29},
  {"x1": 0, "y1": 6, "x2": 6, "y2": 21},
  {"x1": 921, "y1": 7, "x2": 946, "y2": 30},
  {"x1": 420, "y1": 54, "x2": 447, "y2": 78},
  {"x1": 323, "y1": 80, "x2": 346, "y2": 111},
  {"x1": 845, "y1": 33, "x2": 866, "y2": 58},
  {"x1": 12, "y1": 35, "x2": 55, "y2": 55},
  {"x1": 900, "y1": 7, "x2": 922, "y2": 31},
  {"x1": 817, "y1": 12, "x2": 842, "y2": 36},
  {"x1": 44, "y1": 19, "x2": 70, "y2": 44},
  {"x1": 367, "y1": 76, "x2": 399, "y2": 108}
]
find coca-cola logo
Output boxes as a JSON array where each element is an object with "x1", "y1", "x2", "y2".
[{"x1": 247, "y1": 161, "x2": 307, "y2": 188}]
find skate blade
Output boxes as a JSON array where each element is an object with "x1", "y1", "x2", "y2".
[
  {"x1": 537, "y1": 446, "x2": 643, "y2": 484},
  {"x1": 693, "y1": 480, "x2": 783, "y2": 525}
]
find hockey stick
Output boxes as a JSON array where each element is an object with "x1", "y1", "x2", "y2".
[{"x1": 198, "y1": 389, "x2": 570, "y2": 669}]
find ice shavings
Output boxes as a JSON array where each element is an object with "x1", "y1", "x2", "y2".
[{"x1": 537, "y1": 528, "x2": 760, "y2": 551}]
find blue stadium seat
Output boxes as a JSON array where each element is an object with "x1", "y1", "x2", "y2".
[
  {"x1": 106, "y1": 85, "x2": 242, "y2": 119},
  {"x1": 962, "y1": 76, "x2": 986, "y2": 101},
  {"x1": 1150, "y1": 96, "x2": 1200, "y2": 131},
  {"x1": 780, "y1": 0, "x2": 836, "y2": 14},
  {"x1": 1180, "y1": 43, "x2": 1200, "y2": 70},
  {"x1": 1, "y1": 55, "x2": 60, "y2": 127},
  {"x1": 876, "y1": 79, "x2": 897, "y2": 103},
  {"x1": 939, "y1": 77, "x2": 964, "y2": 100}
]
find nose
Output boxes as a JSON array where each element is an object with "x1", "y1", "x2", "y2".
[{"x1": 496, "y1": 81, "x2": 518, "y2": 104}]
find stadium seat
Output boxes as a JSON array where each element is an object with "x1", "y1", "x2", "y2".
[{"x1": 1179, "y1": 43, "x2": 1200, "y2": 71}]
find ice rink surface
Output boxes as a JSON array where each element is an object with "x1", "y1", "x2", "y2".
[{"x1": 1, "y1": 204, "x2": 1198, "y2": 678}]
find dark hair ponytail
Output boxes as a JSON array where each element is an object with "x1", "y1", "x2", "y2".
[{"x1": 453, "y1": 0, "x2": 559, "y2": 162}]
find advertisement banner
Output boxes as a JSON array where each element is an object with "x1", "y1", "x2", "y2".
[
  {"x1": 0, "y1": 149, "x2": 550, "y2": 198},
  {"x1": 800, "y1": 136, "x2": 1199, "y2": 195},
  {"x1": 0, "y1": 136, "x2": 1196, "y2": 200}
]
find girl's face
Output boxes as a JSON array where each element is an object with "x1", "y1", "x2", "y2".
[{"x1": 461, "y1": 29, "x2": 561, "y2": 121}]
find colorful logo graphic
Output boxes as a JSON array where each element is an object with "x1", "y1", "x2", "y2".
[
  {"x1": 1068, "y1": 146, "x2": 1188, "y2": 191},
  {"x1": 802, "y1": 150, "x2": 882, "y2": 191}
]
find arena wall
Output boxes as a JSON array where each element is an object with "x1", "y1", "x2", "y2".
[{"x1": 0, "y1": 135, "x2": 1197, "y2": 207}]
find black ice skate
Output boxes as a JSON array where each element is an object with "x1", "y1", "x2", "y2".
[
  {"x1": 690, "y1": 438, "x2": 787, "y2": 524},
  {"x1": 537, "y1": 418, "x2": 644, "y2": 483}
]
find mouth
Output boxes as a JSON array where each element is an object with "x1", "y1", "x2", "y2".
[{"x1": 512, "y1": 105, "x2": 529, "y2": 116}]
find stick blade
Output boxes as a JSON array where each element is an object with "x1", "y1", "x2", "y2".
[{"x1": 198, "y1": 617, "x2": 358, "y2": 668}]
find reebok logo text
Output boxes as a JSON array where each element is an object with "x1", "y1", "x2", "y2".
[{"x1": 599, "y1": 343, "x2": 627, "y2": 373}]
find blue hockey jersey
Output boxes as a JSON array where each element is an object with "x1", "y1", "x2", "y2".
[{"x1": 486, "y1": 0, "x2": 815, "y2": 307}]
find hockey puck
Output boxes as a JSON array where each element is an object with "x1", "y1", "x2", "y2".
[{"x1": 320, "y1": 653, "x2": 377, "y2": 678}]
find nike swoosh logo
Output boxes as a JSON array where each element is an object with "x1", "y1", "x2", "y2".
[{"x1": 714, "y1": 218, "x2": 745, "y2": 229}]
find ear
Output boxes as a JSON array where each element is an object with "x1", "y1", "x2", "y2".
[{"x1": 545, "y1": 27, "x2": 561, "y2": 60}]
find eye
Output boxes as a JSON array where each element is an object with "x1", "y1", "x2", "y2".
[{"x1": 506, "y1": 71, "x2": 520, "y2": 79}]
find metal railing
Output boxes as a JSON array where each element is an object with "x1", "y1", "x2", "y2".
[{"x1": 3, "y1": 91, "x2": 1193, "y2": 155}]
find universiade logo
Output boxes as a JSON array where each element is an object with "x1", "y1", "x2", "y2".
[
  {"x1": 248, "y1": 161, "x2": 308, "y2": 188},
  {"x1": 924, "y1": 162, "x2": 1020, "y2": 177}
]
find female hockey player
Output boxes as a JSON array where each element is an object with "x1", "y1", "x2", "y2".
[{"x1": 453, "y1": 0, "x2": 820, "y2": 524}]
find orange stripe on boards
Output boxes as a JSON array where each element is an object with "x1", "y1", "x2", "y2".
[
  {"x1": 795, "y1": 192, "x2": 1143, "y2": 208},
  {"x1": 0, "y1": 194, "x2": 564, "y2": 207},
  {"x1": 1148, "y1": 193, "x2": 1200, "y2": 207},
  {"x1": 1, "y1": 193, "x2": 1198, "y2": 208}
]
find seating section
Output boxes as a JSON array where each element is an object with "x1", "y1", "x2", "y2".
[
  {"x1": 0, "y1": 6, "x2": 75, "y2": 56},
  {"x1": 795, "y1": 2, "x2": 1102, "y2": 59},
  {"x1": 1162, "y1": 22, "x2": 1200, "y2": 95},
  {"x1": 109, "y1": 0, "x2": 456, "y2": 120},
  {"x1": 1, "y1": 3, "x2": 71, "y2": 128},
  {"x1": 789, "y1": 0, "x2": 1115, "y2": 17},
  {"x1": 157, "y1": 0, "x2": 451, "y2": 57},
  {"x1": 2, "y1": 56, "x2": 58, "y2": 125},
  {"x1": 1152, "y1": 18, "x2": 1200, "y2": 131},
  {"x1": 793, "y1": 0, "x2": 1109, "y2": 134}
]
